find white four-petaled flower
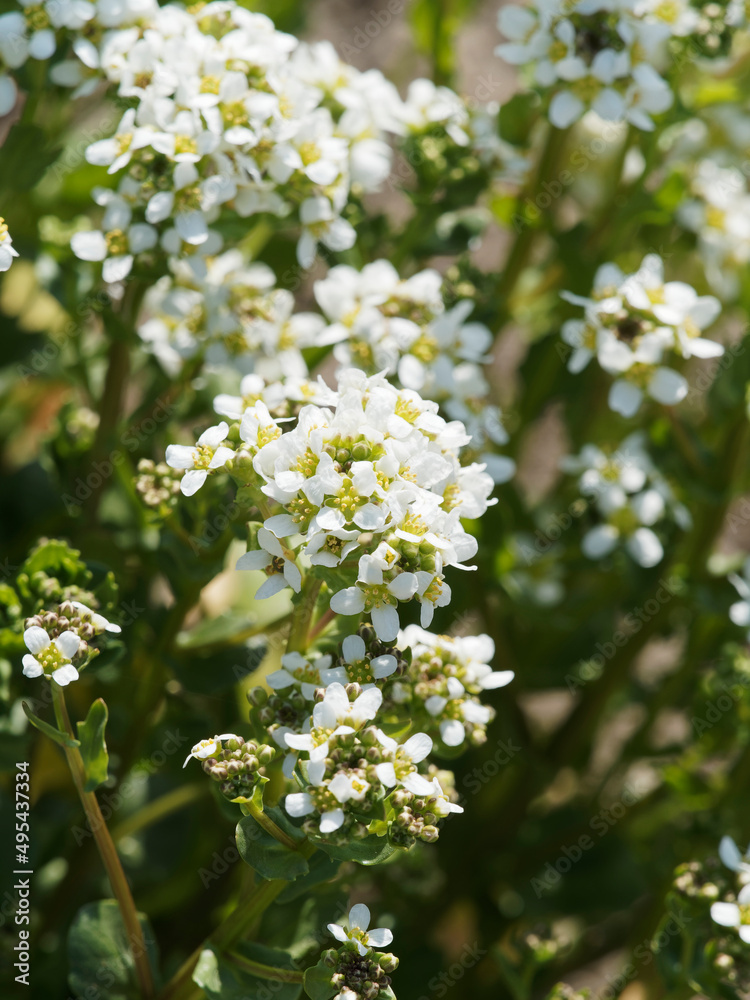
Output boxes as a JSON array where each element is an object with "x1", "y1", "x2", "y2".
[{"x1": 327, "y1": 904, "x2": 393, "y2": 956}]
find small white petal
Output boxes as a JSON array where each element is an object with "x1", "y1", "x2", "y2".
[
  {"x1": 285, "y1": 792, "x2": 315, "y2": 817},
  {"x1": 342, "y1": 634, "x2": 366, "y2": 663},
  {"x1": 319, "y1": 808, "x2": 345, "y2": 834},
  {"x1": 24, "y1": 626, "x2": 51, "y2": 654},
  {"x1": 348, "y1": 904, "x2": 371, "y2": 932}
]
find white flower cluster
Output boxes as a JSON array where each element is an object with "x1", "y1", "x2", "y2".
[
  {"x1": 140, "y1": 253, "x2": 515, "y2": 482},
  {"x1": 388, "y1": 626, "x2": 514, "y2": 748},
  {"x1": 561, "y1": 254, "x2": 722, "y2": 416},
  {"x1": 711, "y1": 835, "x2": 750, "y2": 942},
  {"x1": 0, "y1": 0, "x2": 158, "y2": 114},
  {"x1": 166, "y1": 368, "x2": 495, "y2": 641},
  {"x1": 0, "y1": 217, "x2": 18, "y2": 272},
  {"x1": 496, "y1": 0, "x2": 687, "y2": 130},
  {"x1": 64, "y1": 3, "x2": 404, "y2": 279},
  {"x1": 137, "y1": 249, "x2": 333, "y2": 378},
  {"x1": 315, "y1": 260, "x2": 515, "y2": 483},
  {"x1": 283, "y1": 680, "x2": 461, "y2": 841},
  {"x1": 561, "y1": 433, "x2": 690, "y2": 567},
  {"x1": 0, "y1": 0, "x2": 93, "y2": 114},
  {"x1": 22, "y1": 601, "x2": 121, "y2": 686},
  {"x1": 677, "y1": 158, "x2": 750, "y2": 301},
  {"x1": 240, "y1": 624, "x2": 510, "y2": 845}
]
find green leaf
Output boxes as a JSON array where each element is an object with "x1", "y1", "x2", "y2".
[
  {"x1": 236, "y1": 812, "x2": 310, "y2": 881},
  {"x1": 277, "y1": 851, "x2": 341, "y2": 903},
  {"x1": 303, "y1": 959, "x2": 337, "y2": 1000},
  {"x1": 0, "y1": 125, "x2": 60, "y2": 193},
  {"x1": 20, "y1": 537, "x2": 88, "y2": 582},
  {"x1": 67, "y1": 900, "x2": 158, "y2": 1000},
  {"x1": 194, "y1": 943, "x2": 302, "y2": 1000},
  {"x1": 317, "y1": 833, "x2": 399, "y2": 867},
  {"x1": 77, "y1": 698, "x2": 109, "y2": 792},
  {"x1": 176, "y1": 612, "x2": 265, "y2": 651},
  {"x1": 22, "y1": 702, "x2": 80, "y2": 749},
  {"x1": 498, "y1": 92, "x2": 540, "y2": 146}
]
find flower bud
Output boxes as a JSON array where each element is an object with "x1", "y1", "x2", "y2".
[{"x1": 247, "y1": 686, "x2": 268, "y2": 707}]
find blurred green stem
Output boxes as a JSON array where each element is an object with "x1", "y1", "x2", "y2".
[
  {"x1": 111, "y1": 784, "x2": 207, "y2": 842},
  {"x1": 157, "y1": 879, "x2": 287, "y2": 1000},
  {"x1": 52, "y1": 685, "x2": 155, "y2": 1000},
  {"x1": 225, "y1": 951, "x2": 303, "y2": 983},
  {"x1": 286, "y1": 575, "x2": 322, "y2": 653},
  {"x1": 493, "y1": 124, "x2": 570, "y2": 328}
]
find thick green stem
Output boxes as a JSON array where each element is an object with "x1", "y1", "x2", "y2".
[
  {"x1": 245, "y1": 801, "x2": 311, "y2": 855},
  {"x1": 493, "y1": 124, "x2": 571, "y2": 327},
  {"x1": 286, "y1": 576, "x2": 322, "y2": 654},
  {"x1": 225, "y1": 951, "x2": 303, "y2": 984},
  {"x1": 52, "y1": 686, "x2": 155, "y2": 999},
  {"x1": 157, "y1": 880, "x2": 287, "y2": 1000}
]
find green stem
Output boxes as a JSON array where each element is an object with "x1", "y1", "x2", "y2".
[
  {"x1": 286, "y1": 576, "x2": 322, "y2": 654},
  {"x1": 87, "y1": 280, "x2": 148, "y2": 516},
  {"x1": 245, "y1": 801, "x2": 311, "y2": 855},
  {"x1": 493, "y1": 124, "x2": 571, "y2": 327},
  {"x1": 157, "y1": 880, "x2": 287, "y2": 1000},
  {"x1": 52, "y1": 686, "x2": 155, "y2": 1000},
  {"x1": 111, "y1": 784, "x2": 207, "y2": 842},
  {"x1": 225, "y1": 951, "x2": 303, "y2": 984}
]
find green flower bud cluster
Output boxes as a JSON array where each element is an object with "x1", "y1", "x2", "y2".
[
  {"x1": 135, "y1": 459, "x2": 183, "y2": 510},
  {"x1": 671, "y1": 860, "x2": 722, "y2": 902},
  {"x1": 13, "y1": 538, "x2": 98, "y2": 615},
  {"x1": 201, "y1": 735, "x2": 275, "y2": 801},
  {"x1": 388, "y1": 788, "x2": 440, "y2": 848},
  {"x1": 248, "y1": 684, "x2": 310, "y2": 748},
  {"x1": 323, "y1": 946, "x2": 398, "y2": 1000},
  {"x1": 544, "y1": 984, "x2": 591, "y2": 1000}
]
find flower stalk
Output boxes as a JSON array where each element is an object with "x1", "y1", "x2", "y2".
[{"x1": 51, "y1": 684, "x2": 155, "y2": 1000}]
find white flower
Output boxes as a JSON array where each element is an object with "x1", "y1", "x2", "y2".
[
  {"x1": 424, "y1": 676, "x2": 492, "y2": 747},
  {"x1": 235, "y1": 527, "x2": 302, "y2": 599},
  {"x1": 327, "y1": 904, "x2": 393, "y2": 956},
  {"x1": 285, "y1": 789, "x2": 345, "y2": 835},
  {"x1": 340, "y1": 633, "x2": 397, "y2": 684},
  {"x1": 70, "y1": 601, "x2": 122, "y2": 634},
  {"x1": 374, "y1": 730, "x2": 434, "y2": 794},
  {"x1": 166, "y1": 422, "x2": 234, "y2": 496},
  {"x1": 711, "y1": 885, "x2": 750, "y2": 942},
  {"x1": 330, "y1": 569, "x2": 418, "y2": 643},
  {"x1": 328, "y1": 770, "x2": 371, "y2": 804},
  {"x1": 0, "y1": 217, "x2": 19, "y2": 271},
  {"x1": 296, "y1": 197, "x2": 356, "y2": 268},
  {"x1": 426, "y1": 777, "x2": 464, "y2": 817},
  {"x1": 399, "y1": 78, "x2": 470, "y2": 146},
  {"x1": 729, "y1": 561, "x2": 750, "y2": 627},
  {"x1": 266, "y1": 651, "x2": 346, "y2": 701},
  {"x1": 183, "y1": 734, "x2": 242, "y2": 768},
  {"x1": 561, "y1": 254, "x2": 721, "y2": 416},
  {"x1": 71, "y1": 192, "x2": 157, "y2": 283},
  {"x1": 22, "y1": 627, "x2": 81, "y2": 686},
  {"x1": 284, "y1": 682, "x2": 382, "y2": 761},
  {"x1": 719, "y1": 835, "x2": 750, "y2": 874}
]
